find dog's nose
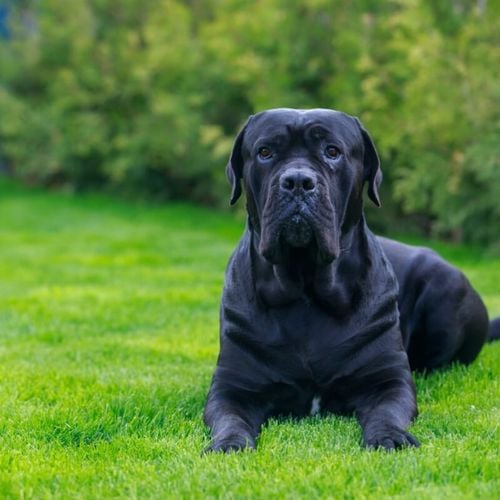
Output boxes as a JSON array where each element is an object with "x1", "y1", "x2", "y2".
[{"x1": 280, "y1": 169, "x2": 316, "y2": 193}]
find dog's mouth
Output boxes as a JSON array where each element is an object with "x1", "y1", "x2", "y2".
[
  {"x1": 282, "y1": 214, "x2": 314, "y2": 248},
  {"x1": 260, "y1": 200, "x2": 340, "y2": 265}
]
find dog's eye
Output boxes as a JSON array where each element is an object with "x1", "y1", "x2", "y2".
[
  {"x1": 325, "y1": 146, "x2": 341, "y2": 159},
  {"x1": 258, "y1": 147, "x2": 273, "y2": 160}
]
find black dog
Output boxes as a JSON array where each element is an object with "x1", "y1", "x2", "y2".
[{"x1": 204, "y1": 108, "x2": 498, "y2": 452}]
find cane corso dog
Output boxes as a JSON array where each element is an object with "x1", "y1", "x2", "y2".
[{"x1": 204, "y1": 108, "x2": 499, "y2": 452}]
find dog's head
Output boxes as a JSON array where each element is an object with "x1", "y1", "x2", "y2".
[{"x1": 227, "y1": 108, "x2": 381, "y2": 265}]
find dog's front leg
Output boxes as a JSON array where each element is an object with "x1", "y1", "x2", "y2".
[
  {"x1": 354, "y1": 373, "x2": 420, "y2": 451},
  {"x1": 203, "y1": 388, "x2": 265, "y2": 453}
]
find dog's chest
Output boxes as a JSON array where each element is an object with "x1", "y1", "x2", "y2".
[
  {"x1": 310, "y1": 395, "x2": 322, "y2": 415},
  {"x1": 270, "y1": 301, "x2": 353, "y2": 378}
]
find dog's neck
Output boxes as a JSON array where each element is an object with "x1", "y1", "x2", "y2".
[{"x1": 250, "y1": 216, "x2": 373, "y2": 315}]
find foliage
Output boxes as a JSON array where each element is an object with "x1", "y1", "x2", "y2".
[
  {"x1": 0, "y1": 0, "x2": 498, "y2": 245},
  {"x1": 0, "y1": 180, "x2": 499, "y2": 497}
]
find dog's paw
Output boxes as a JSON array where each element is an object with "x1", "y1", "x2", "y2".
[
  {"x1": 364, "y1": 426, "x2": 420, "y2": 451},
  {"x1": 204, "y1": 435, "x2": 255, "y2": 454}
]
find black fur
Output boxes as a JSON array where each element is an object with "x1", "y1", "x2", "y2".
[{"x1": 204, "y1": 108, "x2": 496, "y2": 453}]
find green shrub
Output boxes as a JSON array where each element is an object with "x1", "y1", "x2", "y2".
[{"x1": 0, "y1": 0, "x2": 498, "y2": 246}]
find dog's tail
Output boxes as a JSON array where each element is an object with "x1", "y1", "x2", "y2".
[{"x1": 488, "y1": 317, "x2": 500, "y2": 342}]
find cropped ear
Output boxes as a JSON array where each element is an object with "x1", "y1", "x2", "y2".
[
  {"x1": 355, "y1": 118, "x2": 382, "y2": 207},
  {"x1": 226, "y1": 116, "x2": 253, "y2": 206}
]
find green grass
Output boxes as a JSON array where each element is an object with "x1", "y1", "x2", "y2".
[{"x1": 0, "y1": 179, "x2": 498, "y2": 499}]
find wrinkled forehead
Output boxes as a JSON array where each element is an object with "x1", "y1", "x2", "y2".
[{"x1": 244, "y1": 108, "x2": 361, "y2": 147}]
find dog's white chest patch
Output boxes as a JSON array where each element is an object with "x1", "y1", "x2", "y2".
[{"x1": 310, "y1": 395, "x2": 321, "y2": 416}]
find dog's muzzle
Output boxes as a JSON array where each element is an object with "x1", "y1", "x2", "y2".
[
  {"x1": 283, "y1": 213, "x2": 314, "y2": 247},
  {"x1": 260, "y1": 165, "x2": 339, "y2": 264},
  {"x1": 279, "y1": 168, "x2": 317, "y2": 247}
]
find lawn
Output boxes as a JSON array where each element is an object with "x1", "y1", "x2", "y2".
[{"x1": 0, "y1": 179, "x2": 498, "y2": 498}]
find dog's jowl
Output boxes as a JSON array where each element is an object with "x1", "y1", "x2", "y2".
[{"x1": 204, "y1": 108, "x2": 498, "y2": 453}]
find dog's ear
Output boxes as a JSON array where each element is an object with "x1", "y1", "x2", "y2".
[
  {"x1": 226, "y1": 116, "x2": 253, "y2": 206},
  {"x1": 355, "y1": 118, "x2": 382, "y2": 207}
]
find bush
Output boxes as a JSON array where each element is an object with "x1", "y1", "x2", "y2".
[{"x1": 0, "y1": 0, "x2": 498, "y2": 246}]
